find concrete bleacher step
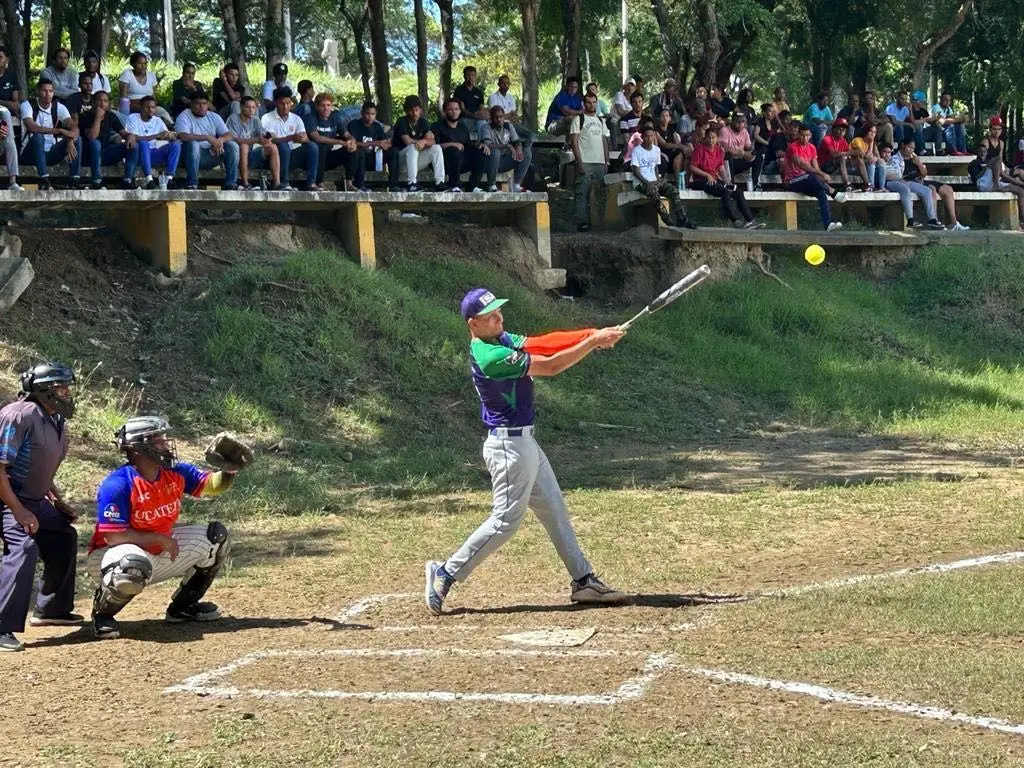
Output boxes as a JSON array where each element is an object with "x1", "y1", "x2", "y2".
[{"x1": 0, "y1": 255, "x2": 33, "y2": 312}]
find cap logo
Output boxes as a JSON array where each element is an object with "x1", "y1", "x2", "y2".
[{"x1": 478, "y1": 291, "x2": 496, "y2": 307}]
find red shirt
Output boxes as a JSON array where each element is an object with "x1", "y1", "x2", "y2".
[
  {"x1": 783, "y1": 141, "x2": 818, "y2": 183},
  {"x1": 817, "y1": 135, "x2": 849, "y2": 166},
  {"x1": 689, "y1": 143, "x2": 725, "y2": 181}
]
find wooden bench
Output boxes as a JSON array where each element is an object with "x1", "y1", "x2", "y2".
[{"x1": 0, "y1": 189, "x2": 558, "y2": 283}]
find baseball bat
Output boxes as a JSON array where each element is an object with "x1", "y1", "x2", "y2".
[{"x1": 618, "y1": 265, "x2": 712, "y2": 330}]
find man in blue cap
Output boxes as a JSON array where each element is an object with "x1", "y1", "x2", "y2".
[
  {"x1": 910, "y1": 90, "x2": 936, "y2": 154},
  {"x1": 424, "y1": 289, "x2": 628, "y2": 614}
]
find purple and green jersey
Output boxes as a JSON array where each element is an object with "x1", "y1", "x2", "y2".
[{"x1": 470, "y1": 332, "x2": 535, "y2": 427}]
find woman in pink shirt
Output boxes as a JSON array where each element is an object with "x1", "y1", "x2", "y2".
[{"x1": 688, "y1": 129, "x2": 763, "y2": 228}]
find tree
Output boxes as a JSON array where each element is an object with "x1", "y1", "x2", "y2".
[
  {"x1": 435, "y1": 0, "x2": 454, "y2": 104},
  {"x1": 694, "y1": 0, "x2": 721, "y2": 87},
  {"x1": 0, "y1": 0, "x2": 28, "y2": 96},
  {"x1": 148, "y1": 1, "x2": 165, "y2": 59},
  {"x1": 560, "y1": 0, "x2": 581, "y2": 79},
  {"x1": 414, "y1": 0, "x2": 427, "y2": 106},
  {"x1": 265, "y1": 0, "x2": 285, "y2": 79},
  {"x1": 47, "y1": 0, "x2": 65, "y2": 62},
  {"x1": 339, "y1": 0, "x2": 371, "y2": 101},
  {"x1": 911, "y1": 0, "x2": 974, "y2": 88},
  {"x1": 217, "y1": 0, "x2": 250, "y2": 89},
  {"x1": 367, "y1": 0, "x2": 392, "y2": 122},
  {"x1": 518, "y1": 0, "x2": 539, "y2": 130}
]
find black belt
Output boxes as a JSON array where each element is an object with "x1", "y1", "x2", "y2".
[{"x1": 489, "y1": 427, "x2": 529, "y2": 437}]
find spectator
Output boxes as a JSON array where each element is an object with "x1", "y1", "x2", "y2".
[
  {"x1": 585, "y1": 82, "x2": 609, "y2": 117},
  {"x1": 653, "y1": 79, "x2": 685, "y2": 123},
  {"x1": 213, "y1": 63, "x2": 246, "y2": 118},
  {"x1": 611, "y1": 78, "x2": 636, "y2": 121},
  {"x1": 19, "y1": 79, "x2": 81, "y2": 189},
  {"x1": 41, "y1": 47, "x2": 78, "y2": 101},
  {"x1": 570, "y1": 91, "x2": 610, "y2": 231},
  {"x1": 932, "y1": 91, "x2": 968, "y2": 155},
  {"x1": 173, "y1": 92, "x2": 240, "y2": 190},
  {"x1": 850, "y1": 123, "x2": 885, "y2": 191},
  {"x1": 765, "y1": 114, "x2": 798, "y2": 176},
  {"x1": 171, "y1": 63, "x2": 205, "y2": 119},
  {"x1": 753, "y1": 102, "x2": 780, "y2": 166},
  {"x1": 393, "y1": 94, "x2": 444, "y2": 192},
  {"x1": 119, "y1": 52, "x2": 171, "y2": 126},
  {"x1": 261, "y1": 62, "x2": 293, "y2": 112},
  {"x1": 454, "y1": 65, "x2": 489, "y2": 133},
  {"x1": 654, "y1": 107, "x2": 685, "y2": 175},
  {"x1": 910, "y1": 90, "x2": 934, "y2": 154},
  {"x1": 817, "y1": 118, "x2": 852, "y2": 191},
  {"x1": 859, "y1": 90, "x2": 893, "y2": 146},
  {"x1": 619, "y1": 91, "x2": 645, "y2": 142},
  {"x1": 630, "y1": 123, "x2": 696, "y2": 229},
  {"x1": 433, "y1": 97, "x2": 478, "y2": 193},
  {"x1": 544, "y1": 77, "x2": 583, "y2": 136},
  {"x1": 772, "y1": 86, "x2": 789, "y2": 115},
  {"x1": 262, "y1": 86, "x2": 319, "y2": 191},
  {"x1": 783, "y1": 123, "x2": 843, "y2": 230},
  {"x1": 803, "y1": 91, "x2": 834, "y2": 146},
  {"x1": 879, "y1": 142, "x2": 944, "y2": 229},
  {"x1": 227, "y1": 95, "x2": 281, "y2": 190},
  {"x1": 347, "y1": 100, "x2": 399, "y2": 190},
  {"x1": 623, "y1": 115, "x2": 655, "y2": 164},
  {"x1": 65, "y1": 72, "x2": 95, "y2": 125},
  {"x1": 837, "y1": 93, "x2": 860, "y2": 140},
  {"x1": 488, "y1": 74, "x2": 534, "y2": 151},
  {"x1": 632, "y1": 75, "x2": 646, "y2": 94},
  {"x1": 708, "y1": 84, "x2": 733, "y2": 119},
  {"x1": 688, "y1": 128, "x2": 763, "y2": 229},
  {"x1": 884, "y1": 91, "x2": 915, "y2": 147},
  {"x1": 971, "y1": 117, "x2": 1024, "y2": 230},
  {"x1": 719, "y1": 112, "x2": 764, "y2": 189},
  {"x1": 293, "y1": 80, "x2": 315, "y2": 119},
  {"x1": 898, "y1": 137, "x2": 969, "y2": 231},
  {"x1": 0, "y1": 49, "x2": 19, "y2": 190},
  {"x1": 0, "y1": 48, "x2": 21, "y2": 120},
  {"x1": 693, "y1": 83, "x2": 708, "y2": 101},
  {"x1": 677, "y1": 98, "x2": 700, "y2": 137},
  {"x1": 475, "y1": 105, "x2": 530, "y2": 192},
  {"x1": 81, "y1": 50, "x2": 112, "y2": 96},
  {"x1": 124, "y1": 95, "x2": 183, "y2": 189},
  {"x1": 303, "y1": 92, "x2": 362, "y2": 191},
  {"x1": 734, "y1": 88, "x2": 757, "y2": 131},
  {"x1": 79, "y1": 90, "x2": 127, "y2": 189}
]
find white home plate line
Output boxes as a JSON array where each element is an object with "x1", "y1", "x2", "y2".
[
  {"x1": 334, "y1": 593, "x2": 413, "y2": 623},
  {"x1": 681, "y1": 666, "x2": 1024, "y2": 737},
  {"x1": 164, "y1": 647, "x2": 673, "y2": 706}
]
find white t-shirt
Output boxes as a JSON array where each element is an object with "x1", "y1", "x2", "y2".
[
  {"x1": 630, "y1": 143, "x2": 661, "y2": 184},
  {"x1": 126, "y1": 113, "x2": 168, "y2": 147},
  {"x1": 262, "y1": 79, "x2": 295, "y2": 103},
  {"x1": 261, "y1": 110, "x2": 306, "y2": 148},
  {"x1": 569, "y1": 114, "x2": 609, "y2": 165},
  {"x1": 612, "y1": 90, "x2": 631, "y2": 116},
  {"x1": 119, "y1": 69, "x2": 158, "y2": 100},
  {"x1": 174, "y1": 110, "x2": 230, "y2": 149},
  {"x1": 488, "y1": 90, "x2": 517, "y2": 115},
  {"x1": 85, "y1": 72, "x2": 112, "y2": 96},
  {"x1": 20, "y1": 99, "x2": 71, "y2": 150}
]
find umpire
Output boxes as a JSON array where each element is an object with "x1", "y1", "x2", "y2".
[{"x1": 0, "y1": 362, "x2": 81, "y2": 652}]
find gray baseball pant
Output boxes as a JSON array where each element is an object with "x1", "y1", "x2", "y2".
[{"x1": 444, "y1": 426, "x2": 592, "y2": 582}]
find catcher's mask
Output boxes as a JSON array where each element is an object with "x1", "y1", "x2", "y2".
[
  {"x1": 115, "y1": 416, "x2": 177, "y2": 468},
  {"x1": 20, "y1": 362, "x2": 76, "y2": 420}
]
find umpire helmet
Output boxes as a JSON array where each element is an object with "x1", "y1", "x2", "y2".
[
  {"x1": 115, "y1": 415, "x2": 177, "y2": 468},
  {"x1": 20, "y1": 361, "x2": 76, "y2": 419}
]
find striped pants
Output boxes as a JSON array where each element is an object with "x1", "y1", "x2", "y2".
[{"x1": 87, "y1": 524, "x2": 221, "y2": 589}]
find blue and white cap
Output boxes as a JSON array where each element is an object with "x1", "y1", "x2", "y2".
[{"x1": 460, "y1": 287, "x2": 508, "y2": 320}]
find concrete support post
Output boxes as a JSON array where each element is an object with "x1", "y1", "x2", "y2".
[
  {"x1": 990, "y1": 199, "x2": 1018, "y2": 230},
  {"x1": 337, "y1": 201, "x2": 376, "y2": 269},
  {"x1": 516, "y1": 201, "x2": 552, "y2": 267},
  {"x1": 882, "y1": 202, "x2": 905, "y2": 231},
  {"x1": 111, "y1": 202, "x2": 188, "y2": 275}
]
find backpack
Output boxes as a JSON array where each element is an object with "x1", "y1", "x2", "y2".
[{"x1": 21, "y1": 98, "x2": 60, "y2": 151}]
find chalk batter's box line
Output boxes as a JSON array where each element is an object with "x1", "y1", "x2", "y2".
[{"x1": 163, "y1": 647, "x2": 673, "y2": 706}]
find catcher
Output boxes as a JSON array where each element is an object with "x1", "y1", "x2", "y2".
[{"x1": 86, "y1": 417, "x2": 253, "y2": 640}]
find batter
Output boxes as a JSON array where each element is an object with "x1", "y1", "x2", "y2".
[{"x1": 425, "y1": 288, "x2": 627, "y2": 614}]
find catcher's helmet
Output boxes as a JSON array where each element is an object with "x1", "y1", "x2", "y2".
[
  {"x1": 20, "y1": 362, "x2": 76, "y2": 419},
  {"x1": 115, "y1": 416, "x2": 177, "y2": 468}
]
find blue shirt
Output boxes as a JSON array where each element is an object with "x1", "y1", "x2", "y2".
[
  {"x1": 469, "y1": 332, "x2": 535, "y2": 428},
  {"x1": 545, "y1": 90, "x2": 583, "y2": 128},
  {"x1": 886, "y1": 103, "x2": 910, "y2": 122},
  {"x1": 0, "y1": 399, "x2": 67, "y2": 501},
  {"x1": 804, "y1": 103, "x2": 833, "y2": 124}
]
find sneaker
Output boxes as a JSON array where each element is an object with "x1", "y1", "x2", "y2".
[
  {"x1": 577, "y1": 223, "x2": 591, "y2": 232},
  {"x1": 676, "y1": 213, "x2": 698, "y2": 229},
  {"x1": 511, "y1": 184, "x2": 524, "y2": 193},
  {"x1": 743, "y1": 220, "x2": 765, "y2": 229},
  {"x1": 907, "y1": 218, "x2": 923, "y2": 229},
  {"x1": 271, "y1": 183, "x2": 294, "y2": 192},
  {"x1": 926, "y1": 219, "x2": 946, "y2": 230},
  {"x1": 388, "y1": 184, "x2": 404, "y2": 192},
  {"x1": 119, "y1": 179, "x2": 135, "y2": 190},
  {"x1": 29, "y1": 612, "x2": 84, "y2": 627},
  {"x1": 450, "y1": 186, "x2": 463, "y2": 193},
  {"x1": 92, "y1": 614, "x2": 120, "y2": 640},
  {"x1": 306, "y1": 182, "x2": 325, "y2": 192},
  {"x1": 570, "y1": 573, "x2": 627, "y2": 604},
  {"x1": 470, "y1": 187, "x2": 485, "y2": 193},
  {"x1": 732, "y1": 220, "x2": 746, "y2": 229},
  {"x1": 221, "y1": 183, "x2": 240, "y2": 191},
  {"x1": 8, "y1": 182, "x2": 22, "y2": 191},
  {"x1": 832, "y1": 191, "x2": 847, "y2": 203},
  {"x1": 827, "y1": 221, "x2": 843, "y2": 231},
  {"x1": 165, "y1": 602, "x2": 222, "y2": 623},
  {"x1": 0, "y1": 632, "x2": 23, "y2": 652},
  {"x1": 658, "y1": 207, "x2": 674, "y2": 226},
  {"x1": 864, "y1": 185, "x2": 875, "y2": 193},
  {"x1": 424, "y1": 560, "x2": 453, "y2": 616},
  {"x1": 407, "y1": 183, "x2": 423, "y2": 193},
  {"x1": 37, "y1": 177, "x2": 52, "y2": 191},
  {"x1": 951, "y1": 221, "x2": 970, "y2": 231},
  {"x1": 487, "y1": 185, "x2": 499, "y2": 192},
  {"x1": 67, "y1": 177, "x2": 82, "y2": 189},
  {"x1": 89, "y1": 179, "x2": 104, "y2": 190}
]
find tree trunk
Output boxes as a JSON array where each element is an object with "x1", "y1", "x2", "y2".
[
  {"x1": 21, "y1": 0, "x2": 31, "y2": 73},
  {"x1": 163, "y1": 0, "x2": 175, "y2": 62},
  {"x1": 283, "y1": 0, "x2": 292, "y2": 58},
  {"x1": 852, "y1": 48, "x2": 869, "y2": 95},
  {"x1": 148, "y1": 1, "x2": 165, "y2": 60},
  {"x1": 435, "y1": 0, "x2": 454, "y2": 105},
  {"x1": 85, "y1": 11, "x2": 105, "y2": 57},
  {"x1": 0, "y1": 0, "x2": 27, "y2": 96},
  {"x1": 218, "y1": 0, "x2": 250, "y2": 88},
  {"x1": 265, "y1": 0, "x2": 285, "y2": 79},
  {"x1": 560, "y1": 0, "x2": 581, "y2": 80},
  {"x1": 339, "y1": 0, "x2": 371, "y2": 101},
  {"x1": 648, "y1": 0, "x2": 680, "y2": 81},
  {"x1": 47, "y1": 0, "x2": 64, "y2": 62},
  {"x1": 366, "y1": 0, "x2": 391, "y2": 123},
  {"x1": 232, "y1": 0, "x2": 247, "y2": 50},
  {"x1": 518, "y1": 0, "x2": 539, "y2": 131},
  {"x1": 70, "y1": 20, "x2": 85, "y2": 57},
  {"x1": 911, "y1": 0, "x2": 974, "y2": 89},
  {"x1": 414, "y1": 0, "x2": 428, "y2": 107},
  {"x1": 694, "y1": 0, "x2": 720, "y2": 87}
]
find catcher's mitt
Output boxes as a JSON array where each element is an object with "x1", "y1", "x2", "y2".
[{"x1": 205, "y1": 432, "x2": 255, "y2": 472}]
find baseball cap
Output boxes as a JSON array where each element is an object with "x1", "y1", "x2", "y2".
[
  {"x1": 833, "y1": 117, "x2": 848, "y2": 127},
  {"x1": 989, "y1": 115, "x2": 1003, "y2": 126},
  {"x1": 625, "y1": 77, "x2": 636, "y2": 86},
  {"x1": 272, "y1": 62, "x2": 288, "y2": 76},
  {"x1": 912, "y1": 90, "x2": 926, "y2": 102},
  {"x1": 461, "y1": 288, "x2": 508, "y2": 320}
]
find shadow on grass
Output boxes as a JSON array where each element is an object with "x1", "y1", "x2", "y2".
[{"x1": 444, "y1": 592, "x2": 748, "y2": 616}]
